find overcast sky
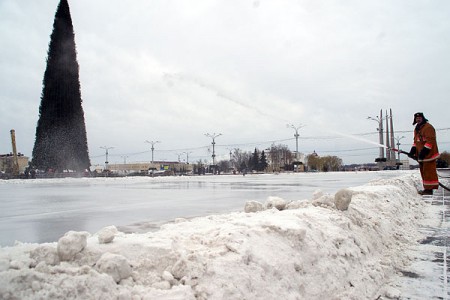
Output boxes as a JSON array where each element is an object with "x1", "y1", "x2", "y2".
[{"x1": 1, "y1": 0, "x2": 449, "y2": 166}]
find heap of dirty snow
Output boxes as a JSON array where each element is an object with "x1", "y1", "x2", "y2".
[{"x1": 0, "y1": 174, "x2": 428, "y2": 299}]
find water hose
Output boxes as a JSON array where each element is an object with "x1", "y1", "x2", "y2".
[{"x1": 389, "y1": 147, "x2": 450, "y2": 192}]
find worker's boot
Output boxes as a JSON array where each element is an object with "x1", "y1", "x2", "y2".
[{"x1": 418, "y1": 189, "x2": 433, "y2": 195}]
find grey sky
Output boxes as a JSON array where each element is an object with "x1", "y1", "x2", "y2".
[{"x1": 1, "y1": 0, "x2": 449, "y2": 166}]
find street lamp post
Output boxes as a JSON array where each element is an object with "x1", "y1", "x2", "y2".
[
  {"x1": 226, "y1": 148, "x2": 233, "y2": 161},
  {"x1": 183, "y1": 151, "x2": 192, "y2": 164},
  {"x1": 145, "y1": 140, "x2": 160, "y2": 163},
  {"x1": 120, "y1": 155, "x2": 128, "y2": 164},
  {"x1": 100, "y1": 146, "x2": 114, "y2": 170},
  {"x1": 286, "y1": 124, "x2": 305, "y2": 157},
  {"x1": 205, "y1": 133, "x2": 222, "y2": 173},
  {"x1": 120, "y1": 155, "x2": 129, "y2": 174},
  {"x1": 395, "y1": 136, "x2": 406, "y2": 160},
  {"x1": 367, "y1": 110, "x2": 386, "y2": 160}
]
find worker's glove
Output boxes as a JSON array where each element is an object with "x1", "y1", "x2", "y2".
[
  {"x1": 418, "y1": 147, "x2": 430, "y2": 160},
  {"x1": 408, "y1": 146, "x2": 417, "y2": 159}
]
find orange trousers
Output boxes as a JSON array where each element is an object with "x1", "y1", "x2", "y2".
[{"x1": 419, "y1": 161, "x2": 439, "y2": 190}]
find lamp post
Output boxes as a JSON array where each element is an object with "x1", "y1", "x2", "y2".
[
  {"x1": 119, "y1": 155, "x2": 128, "y2": 174},
  {"x1": 395, "y1": 136, "x2": 406, "y2": 160},
  {"x1": 226, "y1": 148, "x2": 233, "y2": 161},
  {"x1": 183, "y1": 151, "x2": 192, "y2": 164},
  {"x1": 100, "y1": 146, "x2": 114, "y2": 170},
  {"x1": 287, "y1": 124, "x2": 305, "y2": 160},
  {"x1": 367, "y1": 110, "x2": 386, "y2": 160},
  {"x1": 145, "y1": 140, "x2": 160, "y2": 163},
  {"x1": 205, "y1": 133, "x2": 222, "y2": 173},
  {"x1": 226, "y1": 148, "x2": 235, "y2": 172}
]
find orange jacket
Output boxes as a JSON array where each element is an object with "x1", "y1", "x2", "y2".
[{"x1": 413, "y1": 122, "x2": 440, "y2": 162}]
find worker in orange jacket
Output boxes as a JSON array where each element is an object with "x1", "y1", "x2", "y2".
[{"x1": 408, "y1": 112, "x2": 440, "y2": 195}]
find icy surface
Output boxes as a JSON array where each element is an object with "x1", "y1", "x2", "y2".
[{"x1": 0, "y1": 171, "x2": 403, "y2": 246}]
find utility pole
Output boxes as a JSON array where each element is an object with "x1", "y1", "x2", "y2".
[
  {"x1": 385, "y1": 110, "x2": 391, "y2": 161},
  {"x1": 395, "y1": 136, "x2": 405, "y2": 160},
  {"x1": 183, "y1": 151, "x2": 192, "y2": 164},
  {"x1": 389, "y1": 108, "x2": 395, "y2": 161},
  {"x1": 226, "y1": 148, "x2": 234, "y2": 170},
  {"x1": 145, "y1": 140, "x2": 160, "y2": 163},
  {"x1": 367, "y1": 109, "x2": 385, "y2": 161},
  {"x1": 286, "y1": 124, "x2": 305, "y2": 160},
  {"x1": 100, "y1": 146, "x2": 114, "y2": 170},
  {"x1": 120, "y1": 155, "x2": 129, "y2": 174},
  {"x1": 226, "y1": 148, "x2": 233, "y2": 161},
  {"x1": 205, "y1": 133, "x2": 222, "y2": 173}
]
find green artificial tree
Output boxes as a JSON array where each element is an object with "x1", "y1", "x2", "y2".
[{"x1": 32, "y1": 0, "x2": 90, "y2": 172}]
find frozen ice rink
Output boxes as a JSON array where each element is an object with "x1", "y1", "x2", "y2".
[{"x1": 0, "y1": 171, "x2": 403, "y2": 246}]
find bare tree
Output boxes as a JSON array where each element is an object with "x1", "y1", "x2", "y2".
[
  {"x1": 306, "y1": 154, "x2": 342, "y2": 172},
  {"x1": 231, "y1": 148, "x2": 251, "y2": 172},
  {"x1": 268, "y1": 144, "x2": 293, "y2": 172}
]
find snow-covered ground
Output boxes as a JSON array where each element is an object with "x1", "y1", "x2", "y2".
[
  {"x1": 391, "y1": 188, "x2": 449, "y2": 300},
  {"x1": 0, "y1": 171, "x2": 448, "y2": 299}
]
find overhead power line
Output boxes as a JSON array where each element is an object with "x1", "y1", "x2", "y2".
[{"x1": 89, "y1": 127, "x2": 450, "y2": 161}]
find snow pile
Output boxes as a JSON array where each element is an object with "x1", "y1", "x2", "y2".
[
  {"x1": 57, "y1": 231, "x2": 89, "y2": 261},
  {"x1": 0, "y1": 174, "x2": 426, "y2": 299}
]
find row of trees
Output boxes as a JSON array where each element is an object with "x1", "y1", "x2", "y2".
[
  {"x1": 193, "y1": 149, "x2": 450, "y2": 174},
  {"x1": 230, "y1": 148, "x2": 268, "y2": 172},
  {"x1": 192, "y1": 144, "x2": 343, "y2": 174}
]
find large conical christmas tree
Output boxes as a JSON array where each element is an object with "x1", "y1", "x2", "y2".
[{"x1": 32, "y1": 0, "x2": 90, "y2": 172}]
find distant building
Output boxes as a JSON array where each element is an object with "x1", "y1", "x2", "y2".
[
  {"x1": 0, "y1": 153, "x2": 29, "y2": 174},
  {"x1": 396, "y1": 159, "x2": 410, "y2": 170},
  {"x1": 292, "y1": 152, "x2": 305, "y2": 163},
  {"x1": 92, "y1": 161, "x2": 193, "y2": 176}
]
